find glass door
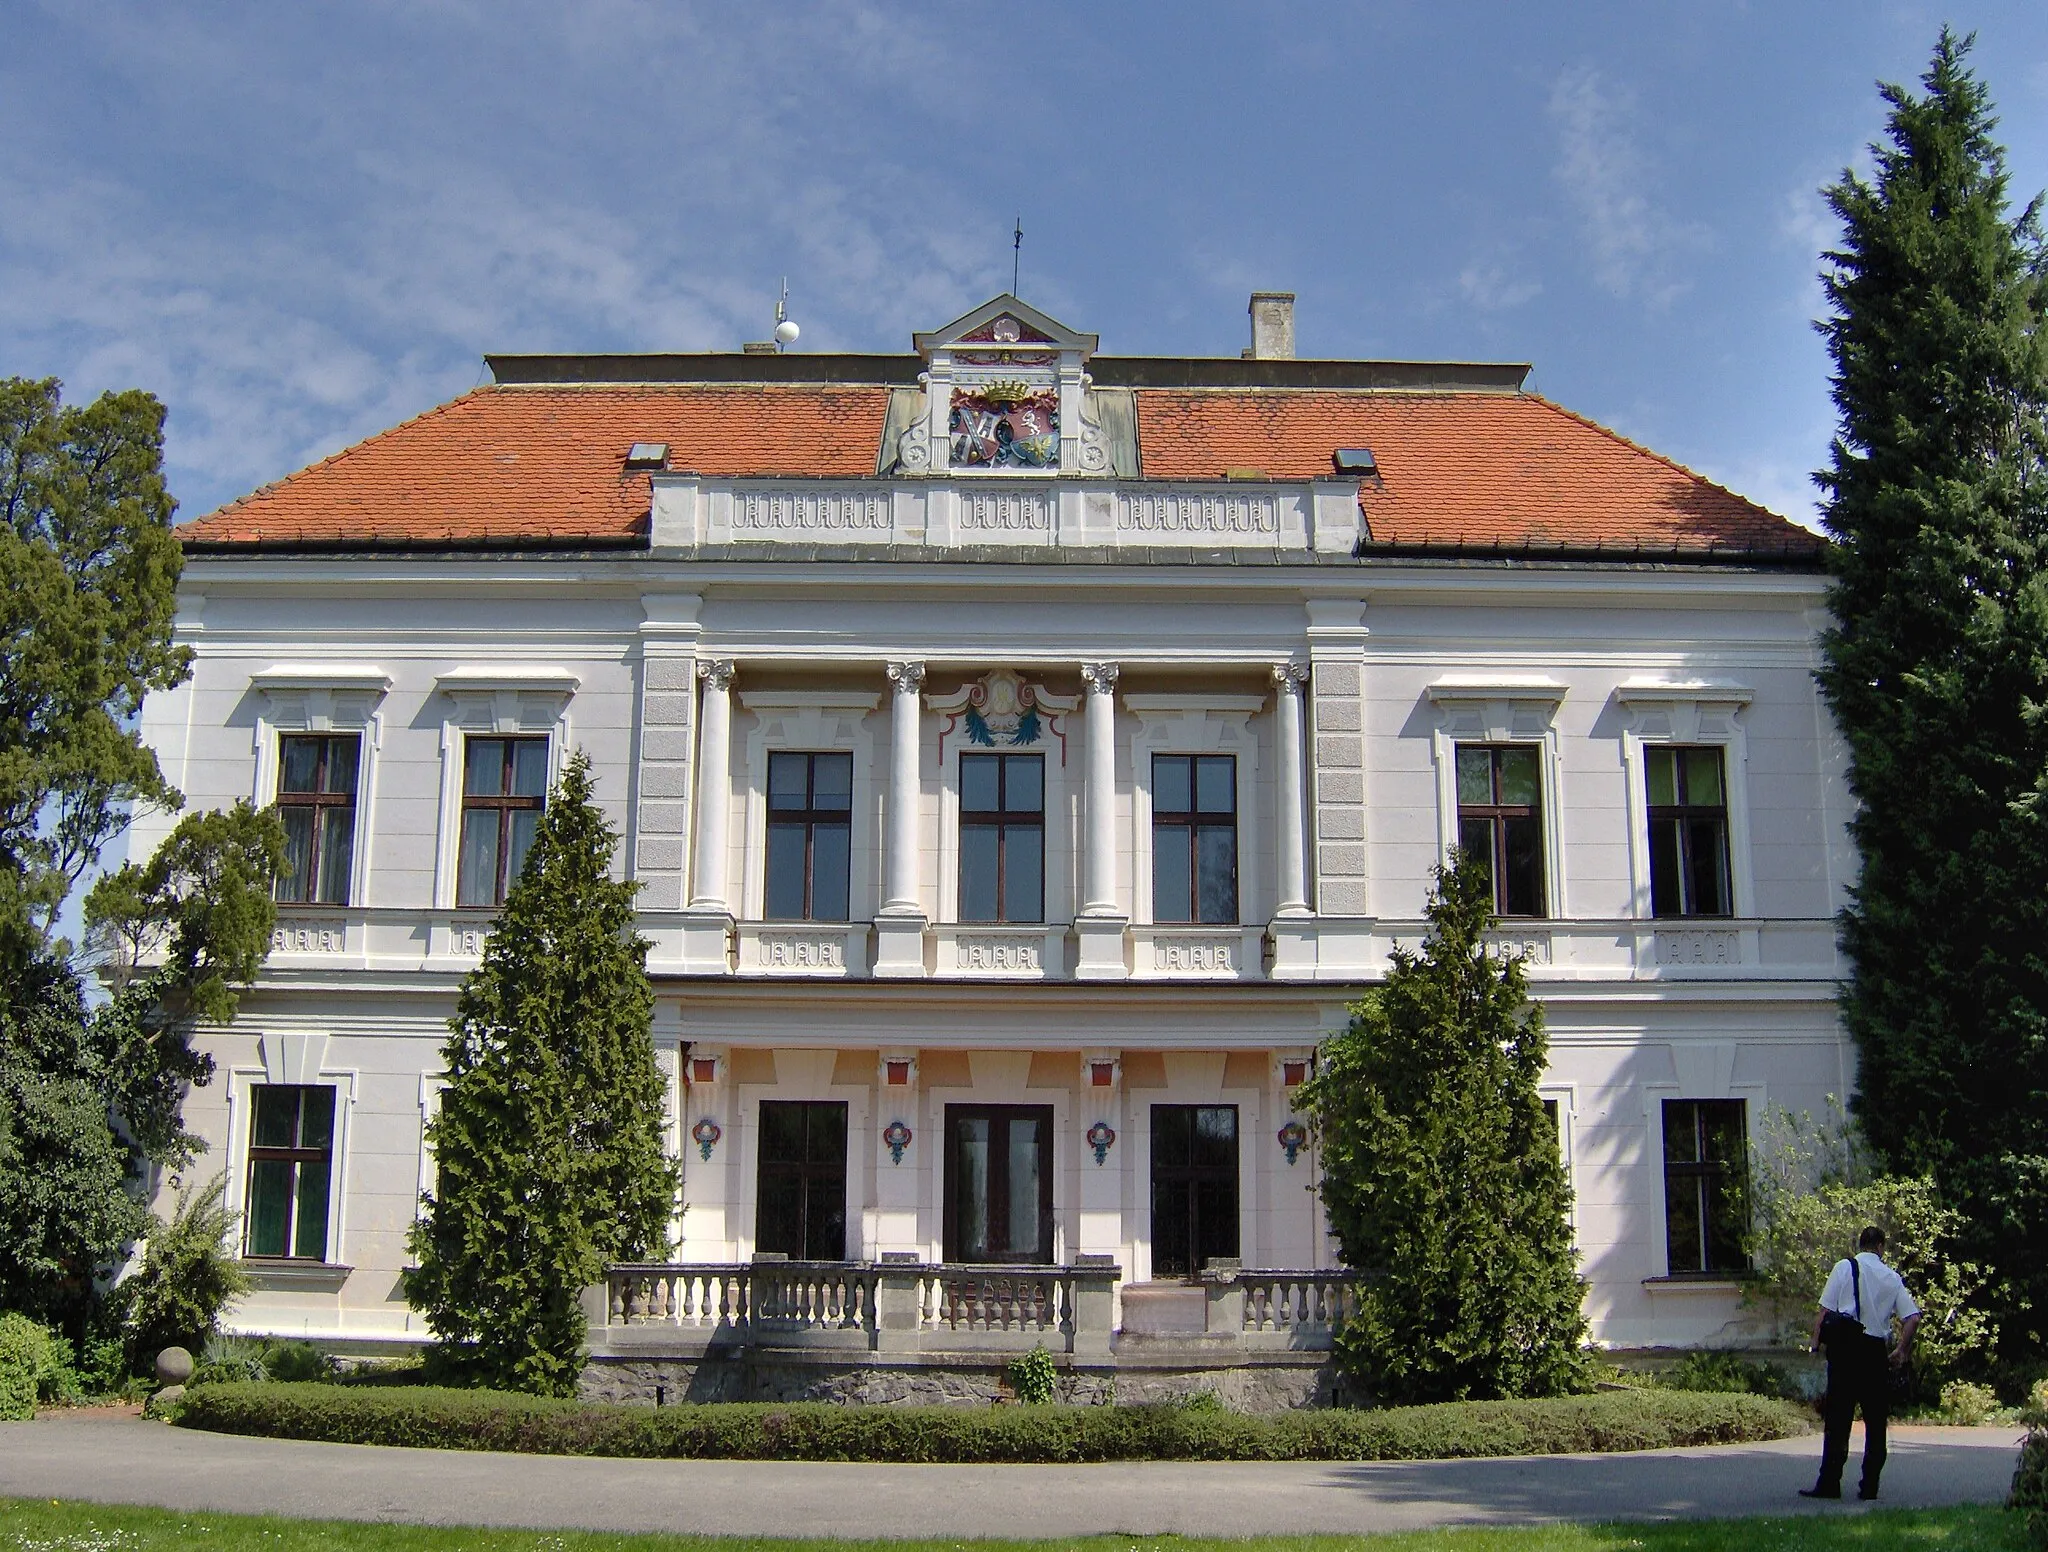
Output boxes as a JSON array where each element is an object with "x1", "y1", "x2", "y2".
[
  {"x1": 943, "y1": 1105, "x2": 1054, "y2": 1263},
  {"x1": 1150, "y1": 1104, "x2": 1240, "y2": 1277},
  {"x1": 756, "y1": 1100, "x2": 848, "y2": 1261}
]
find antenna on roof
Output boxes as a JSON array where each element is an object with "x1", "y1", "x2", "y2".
[
  {"x1": 773, "y1": 279, "x2": 799, "y2": 351},
  {"x1": 1012, "y1": 218, "x2": 1022, "y2": 297}
]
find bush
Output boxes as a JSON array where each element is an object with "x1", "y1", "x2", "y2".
[
  {"x1": 1005, "y1": 1345, "x2": 1056, "y2": 1404},
  {"x1": 0, "y1": 1311, "x2": 81, "y2": 1419},
  {"x1": 1940, "y1": 1380, "x2": 2000, "y2": 1426},
  {"x1": 172, "y1": 1382, "x2": 1810, "y2": 1463},
  {"x1": 190, "y1": 1336, "x2": 338, "y2": 1388},
  {"x1": 122, "y1": 1172, "x2": 248, "y2": 1371},
  {"x1": 2011, "y1": 1380, "x2": 2048, "y2": 1548},
  {"x1": 1656, "y1": 1350, "x2": 1800, "y2": 1400}
]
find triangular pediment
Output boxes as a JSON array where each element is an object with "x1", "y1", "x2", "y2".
[{"x1": 913, "y1": 295, "x2": 1097, "y2": 357}]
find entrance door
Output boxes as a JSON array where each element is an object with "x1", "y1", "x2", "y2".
[
  {"x1": 1150, "y1": 1104, "x2": 1240, "y2": 1277},
  {"x1": 756, "y1": 1100, "x2": 848, "y2": 1260},
  {"x1": 944, "y1": 1105, "x2": 1054, "y2": 1263}
]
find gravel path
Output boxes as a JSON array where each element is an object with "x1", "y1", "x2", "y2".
[{"x1": 0, "y1": 1412, "x2": 2025, "y2": 1538}]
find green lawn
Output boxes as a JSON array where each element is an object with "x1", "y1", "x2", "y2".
[{"x1": 0, "y1": 1500, "x2": 2028, "y2": 1552}]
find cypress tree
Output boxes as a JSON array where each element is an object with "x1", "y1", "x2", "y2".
[
  {"x1": 1297, "y1": 855, "x2": 1587, "y2": 1403},
  {"x1": 1815, "y1": 30, "x2": 2048, "y2": 1363},
  {"x1": 407, "y1": 750, "x2": 680, "y2": 1396}
]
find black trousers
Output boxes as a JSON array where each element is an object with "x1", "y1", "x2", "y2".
[{"x1": 1816, "y1": 1335, "x2": 1891, "y2": 1494}]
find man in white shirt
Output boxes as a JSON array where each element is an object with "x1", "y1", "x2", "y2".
[{"x1": 1801, "y1": 1224, "x2": 1921, "y2": 1501}]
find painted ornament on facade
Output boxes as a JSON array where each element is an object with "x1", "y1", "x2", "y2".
[
  {"x1": 964, "y1": 667, "x2": 1043, "y2": 748},
  {"x1": 883, "y1": 1119, "x2": 913, "y2": 1165},
  {"x1": 691, "y1": 1117, "x2": 722, "y2": 1162},
  {"x1": 1086, "y1": 1120, "x2": 1117, "y2": 1166},
  {"x1": 1277, "y1": 1120, "x2": 1308, "y2": 1166},
  {"x1": 950, "y1": 381, "x2": 1059, "y2": 469}
]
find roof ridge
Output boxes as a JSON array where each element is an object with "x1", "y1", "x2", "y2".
[
  {"x1": 182, "y1": 387, "x2": 493, "y2": 529},
  {"x1": 1523, "y1": 394, "x2": 1806, "y2": 533}
]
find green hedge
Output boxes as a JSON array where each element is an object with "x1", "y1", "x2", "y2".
[{"x1": 172, "y1": 1382, "x2": 1810, "y2": 1463}]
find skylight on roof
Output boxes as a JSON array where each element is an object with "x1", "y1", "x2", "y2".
[
  {"x1": 1333, "y1": 447, "x2": 1378, "y2": 475},
  {"x1": 624, "y1": 442, "x2": 670, "y2": 470}
]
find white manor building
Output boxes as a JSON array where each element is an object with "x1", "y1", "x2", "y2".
[{"x1": 142, "y1": 293, "x2": 1849, "y2": 1385}]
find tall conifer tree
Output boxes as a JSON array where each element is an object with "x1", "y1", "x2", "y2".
[
  {"x1": 1816, "y1": 30, "x2": 2048, "y2": 1360},
  {"x1": 407, "y1": 751, "x2": 679, "y2": 1395},
  {"x1": 1297, "y1": 856, "x2": 1586, "y2": 1403}
]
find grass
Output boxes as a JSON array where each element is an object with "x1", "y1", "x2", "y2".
[{"x1": 0, "y1": 1500, "x2": 2029, "y2": 1551}]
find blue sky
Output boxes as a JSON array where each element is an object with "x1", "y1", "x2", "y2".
[{"x1": 5, "y1": 2, "x2": 2047, "y2": 530}]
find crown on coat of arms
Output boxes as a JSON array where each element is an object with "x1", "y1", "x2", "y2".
[{"x1": 979, "y1": 379, "x2": 1037, "y2": 406}]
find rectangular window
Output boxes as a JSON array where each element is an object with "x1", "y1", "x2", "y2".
[
  {"x1": 1663, "y1": 1098, "x2": 1749, "y2": 1274},
  {"x1": 1152, "y1": 755, "x2": 1239, "y2": 924},
  {"x1": 1647, "y1": 746, "x2": 1732, "y2": 918},
  {"x1": 245, "y1": 1084, "x2": 336, "y2": 1260},
  {"x1": 457, "y1": 737, "x2": 548, "y2": 907},
  {"x1": 1456, "y1": 744, "x2": 1546, "y2": 917},
  {"x1": 958, "y1": 754, "x2": 1043, "y2": 924},
  {"x1": 275, "y1": 734, "x2": 360, "y2": 906},
  {"x1": 944, "y1": 1104, "x2": 1053, "y2": 1263},
  {"x1": 1150, "y1": 1104, "x2": 1240, "y2": 1277},
  {"x1": 764, "y1": 752, "x2": 853, "y2": 921},
  {"x1": 756, "y1": 1100, "x2": 848, "y2": 1261}
]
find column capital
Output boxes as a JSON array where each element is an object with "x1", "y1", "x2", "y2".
[
  {"x1": 886, "y1": 660, "x2": 927, "y2": 692},
  {"x1": 1271, "y1": 662, "x2": 1310, "y2": 692},
  {"x1": 696, "y1": 658, "x2": 736, "y2": 690},
  {"x1": 1080, "y1": 661, "x2": 1120, "y2": 694}
]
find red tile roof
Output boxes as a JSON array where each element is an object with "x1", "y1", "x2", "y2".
[
  {"x1": 179, "y1": 379, "x2": 1817, "y2": 558},
  {"x1": 180, "y1": 385, "x2": 895, "y2": 547},
  {"x1": 1134, "y1": 390, "x2": 1814, "y2": 555}
]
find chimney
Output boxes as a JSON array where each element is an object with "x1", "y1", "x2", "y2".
[{"x1": 1248, "y1": 292, "x2": 1296, "y2": 361}]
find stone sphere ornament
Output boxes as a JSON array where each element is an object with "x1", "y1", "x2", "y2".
[{"x1": 154, "y1": 1346, "x2": 194, "y2": 1386}]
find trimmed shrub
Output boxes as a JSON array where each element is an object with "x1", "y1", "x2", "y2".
[{"x1": 172, "y1": 1382, "x2": 1810, "y2": 1463}]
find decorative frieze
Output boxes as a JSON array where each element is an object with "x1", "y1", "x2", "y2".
[
  {"x1": 731, "y1": 489, "x2": 891, "y2": 536},
  {"x1": 1483, "y1": 931, "x2": 1553, "y2": 965},
  {"x1": 1117, "y1": 490, "x2": 1278, "y2": 537},
  {"x1": 958, "y1": 489, "x2": 1054, "y2": 533},
  {"x1": 1151, "y1": 934, "x2": 1238, "y2": 975},
  {"x1": 271, "y1": 920, "x2": 345, "y2": 954},
  {"x1": 956, "y1": 934, "x2": 1043, "y2": 973},
  {"x1": 1656, "y1": 929, "x2": 1741, "y2": 967}
]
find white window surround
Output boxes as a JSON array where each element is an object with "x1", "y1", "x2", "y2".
[
  {"x1": 727, "y1": 1067, "x2": 876, "y2": 1261},
  {"x1": 919, "y1": 1074, "x2": 1072, "y2": 1265},
  {"x1": 1613, "y1": 680, "x2": 1756, "y2": 922},
  {"x1": 1539, "y1": 1081, "x2": 1578, "y2": 1232},
  {"x1": 1124, "y1": 1077, "x2": 1265, "y2": 1282},
  {"x1": 736, "y1": 691, "x2": 881, "y2": 922},
  {"x1": 1642, "y1": 1038, "x2": 1767, "y2": 1283},
  {"x1": 1424, "y1": 677, "x2": 1567, "y2": 918},
  {"x1": 431, "y1": 667, "x2": 579, "y2": 911},
  {"x1": 1125, "y1": 695, "x2": 1265, "y2": 927},
  {"x1": 415, "y1": 1073, "x2": 448, "y2": 1233},
  {"x1": 223, "y1": 1032, "x2": 358, "y2": 1276},
  {"x1": 249, "y1": 665, "x2": 390, "y2": 911},
  {"x1": 926, "y1": 677, "x2": 1080, "y2": 926}
]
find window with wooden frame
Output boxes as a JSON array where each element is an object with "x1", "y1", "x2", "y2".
[
  {"x1": 1152, "y1": 754, "x2": 1238, "y2": 924},
  {"x1": 245, "y1": 1084, "x2": 336, "y2": 1261},
  {"x1": 275, "y1": 734, "x2": 361, "y2": 906},
  {"x1": 1456, "y1": 744, "x2": 1546, "y2": 917},
  {"x1": 1662, "y1": 1098, "x2": 1749, "y2": 1275},
  {"x1": 1647, "y1": 746, "x2": 1732, "y2": 917},
  {"x1": 764, "y1": 752, "x2": 853, "y2": 921},
  {"x1": 457, "y1": 737, "x2": 548, "y2": 907},
  {"x1": 958, "y1": 753, "x2": 1043, "y2": 924}
]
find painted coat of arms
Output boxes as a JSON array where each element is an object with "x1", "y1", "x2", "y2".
[
  {"x1": 950, "y1": 381, "x2": 1059, "y2": 469},
  {"x1": 962, "y1": 668, "x2": 1043, "y2": 747}
]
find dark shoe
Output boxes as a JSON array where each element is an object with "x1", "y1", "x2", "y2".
[
  {"x1": 1799, "y1": 1487, "x2": 1842, "y2": 1500},
  {"x1": 1858, "y1": 1489, "x2": 1879, "y2": 1501}
]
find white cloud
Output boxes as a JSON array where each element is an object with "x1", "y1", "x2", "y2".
[
  {"x1": 1457, "y1": 259, "x2": 1541, "y2": 313},
  {"x1": 1546, "y1": 65, "x2": 1704, "y2": 307}
]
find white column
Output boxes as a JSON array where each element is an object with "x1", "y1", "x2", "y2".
[
  {"x1": 688, "y1": 659, "x2": 735, "y2": 910},
  {"x1": 1273, "y1": 663, "x2": 1311, "y2": 916},
  {"x1": 1080, "y1": 662, "x2": 1120, "y2": 914},
  {"x1": 881, "y1": 661, "x2": 926, "y2": 914}
]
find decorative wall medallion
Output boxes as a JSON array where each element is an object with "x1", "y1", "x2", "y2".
[
  {"x1": 691, "y1": 1117, "x2": 722, "y2": 1162},
  {"x1": 883, "y1": 1119, "x2": 913, "y2": 1165},
  {"x1": 1277, "y1": 1120, "x2": 1308, "y2": 1166},
  {"x1": 950, "y1": 383, "x2": 1059, "y2": 468},
  {"x1": 965, "y1": 667, "x2": 1042, "y2": 747},
  {"x1": 1086, "y1": 1120, "x2": 1117, "y2": 1166}
]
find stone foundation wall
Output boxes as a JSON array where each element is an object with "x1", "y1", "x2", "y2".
[{"x1": 580, "y1": 1351, "x2": 1349, "y2": 1412}]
